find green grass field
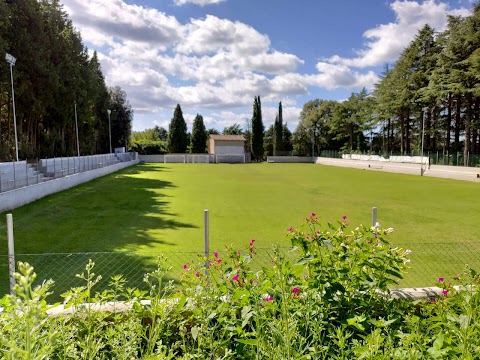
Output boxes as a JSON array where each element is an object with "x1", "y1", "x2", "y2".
[{"x1": 1, "y1": 163, "x2": 480, "y2": 297}]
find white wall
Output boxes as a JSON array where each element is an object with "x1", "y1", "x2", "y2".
[
  {"x1": 215, "y1": 145, "x2": 244, "y2": 155},
  {"x1": 0, "y1": 160, "x2": 139, "y2": 212},
  {"x1": 139, "y1": 155, "x2": 165, "y2": 162}
]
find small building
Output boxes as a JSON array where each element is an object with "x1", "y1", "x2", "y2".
[{"x1": 208, "y1": 135, "x2": 246, "y2": 155}]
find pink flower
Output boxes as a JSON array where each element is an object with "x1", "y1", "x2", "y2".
[
  {"x1": 438, "y1": 277, "x2": 444, "y2": 284},
  {"x1": 288, "y1": 226, "x2": 294, "y2": 232},
  {"x1": 237, "y1": 250, "x2": 241, "y2": 257},
  {"x1": 183, "y1": 264, "x2": 188, "y2": 270},
  {"x1": 214, "y1": 252, "x2": 219, "y2": 258},
  {"x1": 292, "y1": 287, "x2": 300, "y2": 294},
  {"x1": 342, "y1": 215, "x2": 347, "y2": 220},
  {"x1": 442, "y1": 289, "x2": 449, "y2": 296},
  {"x1": 311, "y1": 212, "x2": 316, "y2": 217},
  {"x1": 216, "y1": 259, "x2": 222, "y2": 264},
  {"x1": 195, "y1": 271, "x2": 200, "y2": 277},
  {"x1": 232, "y1": 274, "x2": 239, "y2": 282},
  {"x1": 265, "y1": 296, "x2": 274, "y2": 302},
  {"x1": 249, "y1": 239, "x2": 256, "y2": 247}
]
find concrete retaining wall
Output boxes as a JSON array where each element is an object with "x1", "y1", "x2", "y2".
[{"x1": 0, "y1": 160, "x2": 139, "y2": 212}]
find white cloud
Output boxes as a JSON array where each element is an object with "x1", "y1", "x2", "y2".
[
  {"x1": 174, "y1": 0, "x2": 226, "y2": 6},
  {"x1": 328, "y1": 0, "x2": 470, "y2": 68},
  {"x1": 177, "y1": 15, "x2": 270, "y2": 55},
  {"x1": 62, "y1": 0, "x2": 472, "y2": 131}
]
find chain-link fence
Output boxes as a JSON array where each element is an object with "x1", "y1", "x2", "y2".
[
  {"x1": 314, "y1": 150, "x2": 480, "y2": 167},
  {"x1": 1, "y1": 243, "x2": 479, "y2": 303},
  {"x1": 0, "y1": 247, "x2": 297, "y2": 303}
]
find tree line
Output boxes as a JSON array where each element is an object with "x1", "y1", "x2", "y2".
[
  {"x1": 294, "y1": 5, "x2": 480, "y2": 165},
  {"x1": 133, "y1": 5, "x2": 480, "y2": 164},
  {"x1": 131, "y1": 98, "x2": 292, "y2": 162},
  {"x1": 0, "y1": 0, "x2": 132, "y2": 162}
]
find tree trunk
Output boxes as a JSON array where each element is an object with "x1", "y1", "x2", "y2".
[
  {"x1": 400, "y1": 114, "x2": 405, "y2": 154},
  {"x1": 454, "y1": 96, "x2": 461, "y2": 152},
  {"x1": 426, "y1": 109, "x2": 431, "y2": 152},
  {"x1": 446, "y1": 94, "x2": 452, "y2": 154},
  {"x1": 406, "y1": 111, "x2": 411, "y2": 153},
  {"x1": 474, "y1": 98, "x2": 479, "y2": 153},
  {"x1": 464, "y1": 93, "x2": 472, "y2": 166}
]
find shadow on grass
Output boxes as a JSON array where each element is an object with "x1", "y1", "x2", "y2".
[{"x1": 0, "y1": 163, "x2": 202, "y2": 300}]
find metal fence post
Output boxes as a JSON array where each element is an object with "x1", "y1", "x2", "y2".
[
  {"x1": 204, "y1": 209, "x2": 209, "y2": 274},
  {"x1": 13, "y1": 161, "x2": 15, "y2": 189},
  {"x1": 7, "y1": 214, "x2": 16, "y2": 295},
  {"x1": 37, "y1": 158, "x2": 39, "y2": 183},
  {"x1": 372, "y1": 207, "x2": 378, "y2": 227},
  {"x1": 26, "y1": 159, "x2": 28, "y2": 186}
]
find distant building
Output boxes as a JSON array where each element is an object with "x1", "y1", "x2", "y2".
[{"x1": 208, "y1": 135, "x2": 246, "y2": 155}]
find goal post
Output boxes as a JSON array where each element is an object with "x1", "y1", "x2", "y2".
[
  {"x1": 164, "y1": 154, "x2": 186, "y2": 163},
  {"x1": 186, "y1": 154, "x2": 210, "y2": 163}
]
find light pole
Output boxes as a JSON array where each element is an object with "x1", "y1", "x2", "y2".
[
  {"x1": 420, "y1": 107, "x2": 427, "y2": 176},
  {"x1": 107, "y1": 109, "x2": 112, "y2": 153},
  {"x1": 74, "y1": 101, "x2": 80, "y2": 157},
  {"x1": 5, "y1": 53, "x2": 18, "y2": 161}
]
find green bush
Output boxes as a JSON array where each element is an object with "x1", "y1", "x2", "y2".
[
  {"x1": 1, "y1": 215, "x2": 479, "y2": 359},
  {"x1": 129, "y1": 140, "x2": 167, "y2": 155}
]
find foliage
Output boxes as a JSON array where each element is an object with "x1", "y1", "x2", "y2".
[
  {"x1": 167, "y1": 104, "x2": 188, "y2": 153},
  {"x1": 130, "y1": 127, "x2": 167, "y2": 154},
  {"x1": 2, "y1": 216, "x2": 480, "y2": 358},
  {"x1": 190, "y1": 114, "x2": 207, "y2": 153},
  {"x1": 223, "y1": 123, "x2": 243, "y2": 135},
  {"x1": 0, "y1": 1, "x2": 131, "y2": 160},
  {"x1": 274, "y1": 102, "x2": 283, "y2": 155},
  {"x1": 109, "y1": 86, "x2": 133, "y2": 151},
  {"x1": 129, "y1": 140, "x2": 167, "y2": 155},
  {"x1": 251, "y1": 96, "x2": 264, "y2": 161},
  {"x1": 291, "y1": 9, "x2": 480, "y2": 157}
]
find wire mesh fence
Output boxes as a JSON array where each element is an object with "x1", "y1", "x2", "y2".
[
  {"x1": 1, "y1": 243, "x2": 479, "y2": 303},
  {"x1": 314, "y1": 150, "x2": 480, "y2": 167}
]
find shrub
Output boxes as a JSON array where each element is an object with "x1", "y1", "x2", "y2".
[{"x1": 1, "y1": 215, "x2": 479, "y2": 359}]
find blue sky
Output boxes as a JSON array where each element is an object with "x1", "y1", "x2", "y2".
[{"x1": 61, "y1": 0, "x2": 474, "y2": 132}]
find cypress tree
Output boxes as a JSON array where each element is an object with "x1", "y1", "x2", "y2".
[
  {"x1": 191, "y1": 114, "x2": 207, "y2": 153},
  {"x1": 274, "y1": 102, "x2": 283, "y2": 155},
  {"x1": 251, "y1": 96, "x2": 264, "y2": 161},
  {"x1": 167, "y1": 104, "x2": 188, "y2": 153}
]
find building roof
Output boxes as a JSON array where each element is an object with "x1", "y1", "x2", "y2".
[{"x1": 209, "y1": 135, "x2": 245, "y2": 141}]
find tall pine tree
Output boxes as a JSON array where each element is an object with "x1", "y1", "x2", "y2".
[
  {"x1": 251, "y1": 96, "x2": 264, "y2": 161},
  {"x1": 167, "y1": 104, "x2": 188, "y2": 153},
  {"x1": 191, "y1": 114, "x2": 207, "y2": 153}
]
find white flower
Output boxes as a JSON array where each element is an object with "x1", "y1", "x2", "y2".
[
  {"x1": 386, "y1": 227, "x2": 394, "y2": 233},
  {"x1": 375, "y1": 222, "x2": 381, "y2": 228},
  {"x1": 403, "y1": 258, "x2": 411, "y2": 263},
  {"x1": 405, "y1": 249, "x2": 412, "y2": 255}
]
